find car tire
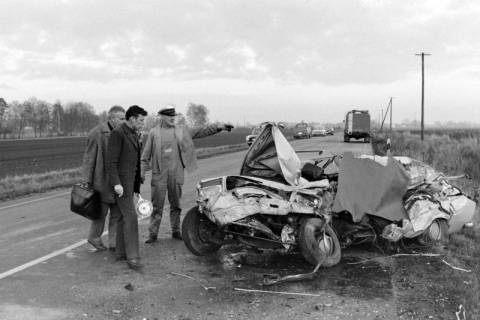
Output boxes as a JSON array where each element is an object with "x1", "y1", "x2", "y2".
[
  {"x1": 299, "y1": 217, "x2": 341, "y2": 267},
  {"x1": 416, "y1": 218, "x2": 448, "y2": 246},
  {"x1": 182, "y1": 206, "x2": 223, "y2": 256}
]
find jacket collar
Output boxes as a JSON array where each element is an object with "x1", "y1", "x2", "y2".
[
  {"x1": 121, "y1": 123, "x2": 139, "y2": 150},
  {"x1": 100, "y1": 121, "x2": 112, "y2": 133}
]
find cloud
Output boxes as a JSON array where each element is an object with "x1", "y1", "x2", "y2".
[
  {"x1": 0, "y1": 0, "x2": 479, "y2": 85},
  {"x1": 0, "y1": 83, "x2": 15, "y2": 90}
]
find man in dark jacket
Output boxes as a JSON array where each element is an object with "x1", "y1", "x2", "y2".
[
  {"x1": 83, "y1": 105, "x2": 125, "y2": 251},
  {"x1": 107, "y1": 105, "x2": 147, "y2": 270},
  {"x1": 141, "y1": 106, "x2": 233, "y2": 243}
]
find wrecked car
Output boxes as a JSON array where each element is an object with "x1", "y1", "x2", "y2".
[{"x1": 182, "y1": 123, "x2": 476, "y2": 267}]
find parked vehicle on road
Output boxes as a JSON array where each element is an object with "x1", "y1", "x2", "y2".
[
  {"x1": 245, "y1": 126, "x2": 262, "y2": 146},
  {"x1": 182, "y1": 123, "x2": 475, "y2": 268},
  {"x1": 344, "y1": 110, "x2": 370, "y2": 143},
  {"x1": 312, "y1": 128, "x2": 327, "y2": 137},
  {"x1": 326, "y1": 127, "x2": 335, "y2": 135},
  {"x1": 293, "y1": 122, "x2": 312, "y2": 139}
]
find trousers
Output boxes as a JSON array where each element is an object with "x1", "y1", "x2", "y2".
[
  {"x1": 87, "y1": 202, "x2": 119, "y2": 247},
  {"x1": 110, "y1": 196, "x2": 140, "y2": 260},
  {"x1": 148, "y1": 173, "x2": 183, "y2": 236}
]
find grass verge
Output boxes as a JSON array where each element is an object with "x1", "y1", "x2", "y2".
[
  {"x1": 0, "y1": 143, "x2": 249, "y2": 202},
  {"x1": 0, "y1": 168, "x2": 83, "y2": 201}
]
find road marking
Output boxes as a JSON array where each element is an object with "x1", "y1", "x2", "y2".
[
  {"x1": 0, "y1": 239, "x2": 87, "y2": 280},
  {"x1": 0, "y1": 214, "x2": 154, "y2": 280},
  {"x1": 0, "y1": 191, "x2": 70, "y2": 211}
]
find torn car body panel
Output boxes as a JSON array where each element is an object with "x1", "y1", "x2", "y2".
[{"x1": 333, "y1": 152, "x2": 410, "y2": 223}]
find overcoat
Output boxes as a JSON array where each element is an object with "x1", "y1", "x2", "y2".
[
  {"x1": 106, "y1": 123, "x2": 141, "y2": 197},
  {"x1": 82, "y1": 122, "x2": 115, "y2": 203}
]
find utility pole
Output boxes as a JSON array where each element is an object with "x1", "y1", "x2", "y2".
[
  {"x1": 415, "y1": 52, "x2": 431, "y2": 141},
  {"x1": 380, "y1": 98, "x2": 392, "y2": 133},
  {"x1": 389, "y1": 97, "x2": 393, "y2": 134},
  {"x1": 381, "y1": 109, "x2": 384, "y2": 131}
]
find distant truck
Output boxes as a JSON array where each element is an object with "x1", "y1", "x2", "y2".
[
  {"x1": 344, "y1": 110, "x2": 370, "y2": 143},
  {"x1": 293, "y1": 121, "x2": 312, "y2": 139}
]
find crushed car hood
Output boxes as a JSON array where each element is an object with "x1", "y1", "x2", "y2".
[{"x1": 240, "y1": 123, "x2": 302, "y2": 186}]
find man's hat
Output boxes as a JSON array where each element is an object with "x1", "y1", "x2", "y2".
[{"x1": 158, "y1": 106, "x2": 177, "y2": 116}]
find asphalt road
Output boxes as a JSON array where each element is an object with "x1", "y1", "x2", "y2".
[{"x1": 0, "y1": 134, "x2": 392, "y2": 320}]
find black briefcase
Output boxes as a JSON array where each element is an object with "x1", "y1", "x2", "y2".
[{"x1": 70, "y1": 183, "x2": 101, "y2": 220}]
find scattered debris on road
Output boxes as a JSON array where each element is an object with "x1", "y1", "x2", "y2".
[
  {"x1": 456, "y1": 304, "x2": 466, "y2": 320},
  {"x1": 124, "y1": 283, "x2": 135, "y2": 291},
  {"x1": 170, "y1": 272, "x2": 216, "y2": 291},
  {"x1": 346, "y1": 253, "x2": 441, "y2": 265},
  {"x1": 442, "y1": 260, "x2": 472, "y2": 273},
  {"x1": 234, "y1": 287, "x2": 325, "y2": 297},
  {"x1": 261, "y1": 260, "x2": 322, "y2": 286}
]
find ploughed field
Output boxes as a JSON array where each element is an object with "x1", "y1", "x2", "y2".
[{"x1": 0, "y1": 128, "x2": 252, "y2": 179}]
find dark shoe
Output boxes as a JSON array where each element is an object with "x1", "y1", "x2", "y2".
[
  {"x1": 127, "y1": 259, "x2": 144, "y2": 270},
  {"x1": 145, "y1": 234, "x2": 157, "y2": 244},
  {"x1": 87, "y1": 239, "x2": 107, "y2": 251},
  {"x1": 172, "y1": 231, "x2": 182, "y2": 240}
]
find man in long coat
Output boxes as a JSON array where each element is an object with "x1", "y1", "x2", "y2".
[
  {"x1": 82, "y1": 105, "x2": 125, "y2": 250},
  {"x1": 107, "y1": 105, "x2": 147, "y2": 270},
  {"x1": 141, "y1": 106, "x2": 233, "y2": 243}
]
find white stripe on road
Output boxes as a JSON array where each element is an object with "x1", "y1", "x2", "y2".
[
  {"x1": 0, "y1": 191, "x2": 70, "y2": 211},
  {"x1": 0, "y1": 215, "x2": 152, "y2": 280},
  {"x1": 0, "y1": 239, "x2": 87, "y2": 280}
]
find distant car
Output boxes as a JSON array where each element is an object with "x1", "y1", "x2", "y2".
[
  {"x1": 312, "y1": 128, "x2": 327, "y2": 137},
  {"x1": 246, "y1": 127, "x2": 263, "y2": 146},
  {"x1": 293, "y1": 122, "x2": 312, "y2": 139},
  {"x1": 326, "y1": 128, "x2": 335, "y2": 135}
]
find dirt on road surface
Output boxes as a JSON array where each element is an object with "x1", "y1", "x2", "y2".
[{"x1": 1, "y1": 135, "x2": 478, "y2": 320}]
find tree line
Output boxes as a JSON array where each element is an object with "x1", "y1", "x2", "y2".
[
  {"x1": 0, "y1": 97, "x2": 212, "y2": 139},
  {"x1": 0, "y1": 97, "x2": 103, "y2": 139}
]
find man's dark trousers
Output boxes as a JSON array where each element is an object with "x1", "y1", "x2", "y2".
[{"x1": 111, "y1": 196, "x2": 139, "y2": 260}]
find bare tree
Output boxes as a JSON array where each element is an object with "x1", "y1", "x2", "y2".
[
  {"x1": 33, "y1": 99, "x2": 50, "y2": 137},
  {"x1": 51, "y1": 101, "x2": 64, "y2": 136},
  {"x1": 63, "y1": 102, "x2": 99, "y2": 135},
  {"x1": 186, "y1": 103, "x2": 209, "y2": 128},
  {"x1": 0, "y1": 98, "x2": 7, "y2": 137}
]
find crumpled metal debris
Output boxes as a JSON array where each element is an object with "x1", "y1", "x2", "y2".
[
  {"x1": 261, "y1": 259, "x2": 323, "y2": 286},
  {"x1": 371, "y1": 156, "x2": 477, "y2": 241}
]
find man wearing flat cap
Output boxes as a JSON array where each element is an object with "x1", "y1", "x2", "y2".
[{"x1": 141, "y1": 105, "x2": 233, "y2": 242}]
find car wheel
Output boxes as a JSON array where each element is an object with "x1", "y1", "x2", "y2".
[
  {"x1": 299, "y1": 218, "x2": 341, "y2": 267},
  {"x1": 416, "y1": 219, "x2": 448, "y2": 246},
  {"x1": 182, "y1": 206, "x2": 223, "y2": 256}
]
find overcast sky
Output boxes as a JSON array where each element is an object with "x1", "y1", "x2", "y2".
[{"x1": 1, "y1": 0, "x2": 479, "y2": 125}]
